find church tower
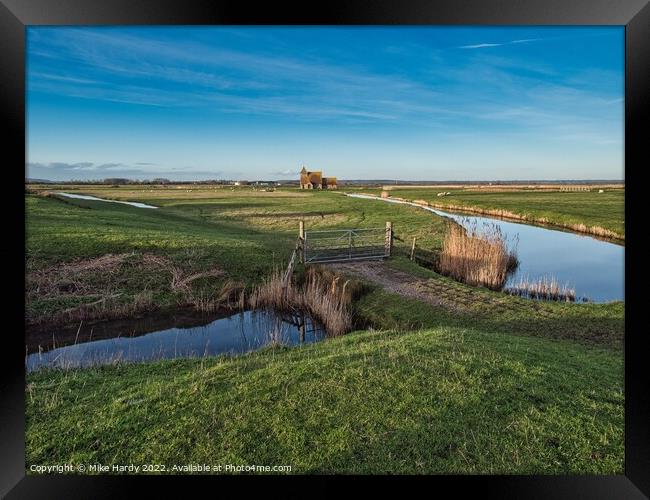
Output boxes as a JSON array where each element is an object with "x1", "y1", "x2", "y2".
[{"x1": 300, "y1": 165, "x2": 310, "y2": 189}]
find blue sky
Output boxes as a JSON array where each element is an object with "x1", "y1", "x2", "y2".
[{"x1": 26, "y1": 26, "x2": 624, "y2": 181}]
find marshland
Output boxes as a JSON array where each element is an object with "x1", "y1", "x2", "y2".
[
  {"x1": 347, "y1": 190, "x2": 624, "y2": 302},
  {"x1": 367, "y1": 185, "x2": 625, "y2": 240},
  {"x1": 25, "y1": 183, "x2": 625, "y2": 474}
]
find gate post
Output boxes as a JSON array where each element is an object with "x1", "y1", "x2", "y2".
[
  {"x1": 385, "y1": 221, "x2": 393, "y2": 257},
  {"x1": 348, "y1": 230, "x2": 352, "y2": 260},
  {"x1": 299, "y1": 221, "x2": 305, "y2": 263}
]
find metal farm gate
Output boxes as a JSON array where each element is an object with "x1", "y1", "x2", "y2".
[{"x1": 303, "y1": 225, "x2": 391, "y2": 264}]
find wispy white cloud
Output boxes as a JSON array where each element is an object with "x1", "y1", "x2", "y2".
[
  {"x1": 27, "y1": 28, "x2": 622, "y2": 139},
  {"x1": 459, "y1": 38, "x2": 542, "y2": 49},
  {"x1": 27, "y1": 161, "x2": 229, "y2": 180},
  {"x1": 460, "y1": 43, "x2": 502, "y2": 49},
  {"x1": 270, "y1": 169, "x2": 298, "y2": 176},
  {"x1": 29, "y1": 72, "x2": 100, "y2": 85},
  {"x1": 511, "y1": 38, "x2": 542, "y2": 44},
  {"x1": 27, "y1": 28, "x2": 449, "y2": 122}
]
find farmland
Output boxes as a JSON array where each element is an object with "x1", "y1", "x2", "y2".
[
  {"x1": 352, "y1": 186, "x2": 625, "y2": 240},
  {"x1": 25, "y1": 184, "x2": 624, "y2": 474},
  {"x1": 26, "y1": 185, "x2": 447, "y2": 327}
]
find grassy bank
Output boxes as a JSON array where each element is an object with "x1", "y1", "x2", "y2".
[
  {"x1": 353, "y1": 187, "x2": 625, "y2": 240},
  {"x1": 26, "y1": 186, "x2": 446, "y2": 327},
  {"x1": 26, "y1": 326, "x2": 623, "y2": 474},
  {"x1": 350, "y1": 257, "x2": 623, "y2": 351}
]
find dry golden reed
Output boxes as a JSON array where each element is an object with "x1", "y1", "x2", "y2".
[
  {"x1": 248, "y1": 267, "x2": 355, "y2": 337},
  {"x1": 504, "y1": 275, "x2": 578, "y2": 302},
  {"x1": 437, "y1": 221, "x2": 518, "y2": 290}
]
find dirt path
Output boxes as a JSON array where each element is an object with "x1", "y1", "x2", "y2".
[
  {"x1": 327, "y1": 261, "x2": 454, "y2": 308},
  {"x1": 325, "y1": 260, "x2": 553, "y2": 318},
  {"x1": 324, "y1": 260, "x2": 623, "y2": 350}
]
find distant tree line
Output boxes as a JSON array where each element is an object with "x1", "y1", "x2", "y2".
[
  {"x1": 26, "y1": 178, "x2": 295, "y2": 186},
  {"x1": 34, "y1": 178, "x2": 232, "y2": 185}
]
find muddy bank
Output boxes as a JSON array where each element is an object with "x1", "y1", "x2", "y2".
[{"x1": 25, "y1": 306, "x2": 236, "y2": 354}]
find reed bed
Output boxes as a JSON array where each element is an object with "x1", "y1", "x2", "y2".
[
  {"x1": 437, "y1": 221, "x2": 518, "y2": 290},
  {"x1": 189, "y1": 280, "x2": 245, "y2": 313},
  {"x1": 504, "y1": 275, "x2": 578, "y2": 302},
  {"x1": 248, "y1": 267, "x2": 355, "y2": 337}
]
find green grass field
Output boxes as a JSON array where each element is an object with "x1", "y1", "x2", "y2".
[
  {"x1": 25, "y1": 184, "x2": 625, "y2": 474},
  {"x1": 26, "y1": 326, "x2": 622, "y2": 474},
  {"x1": 26, "y1": 186, "x2": 447, "y2": 324},
  {"x1": 354, "y1": 187, "x2": 625, "y2": 239}
]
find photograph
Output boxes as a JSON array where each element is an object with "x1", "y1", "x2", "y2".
[
  {"x1": 22, "y1": 24, "x2": 628, "y2": 476},
  {"x1": 0, "y1": 0, "x2": 644, "y2": 489}
]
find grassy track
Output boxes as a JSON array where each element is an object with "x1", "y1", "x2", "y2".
[
  {"x1": 353, "y1": 258, "x2": 623, "y2": 350},
  {"x1": 26, "y1": 326, "x2": 623, "y2": 474},
  {"x1": 354, "y1": 187, "x2": 625, "y2": 239}
]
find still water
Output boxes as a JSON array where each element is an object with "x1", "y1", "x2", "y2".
[
  {"x1": 56, "y1": 192, "x2": 158, "y2": 209},
  {"x1": 27, "y1": 310, "x2": 325, "y2": 372},
  {"x1": 347, "y1": 194, "x2": 624, "y2": 303}
]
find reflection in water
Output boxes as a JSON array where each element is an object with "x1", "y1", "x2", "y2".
[{"x1": 27, "y1": 309, "x2": 324, "y2": 372}]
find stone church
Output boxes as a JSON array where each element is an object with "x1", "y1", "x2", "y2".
[{"x1": 299, "y1": 166, "x2": 337, "y2": 190}]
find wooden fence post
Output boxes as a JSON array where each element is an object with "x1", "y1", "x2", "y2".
[
  {"x1": 410, "y1": 237, "x2": 416, "y2": 261},
  {"x1": 385, "y1": 221, "x2": 393, "y2": 257},
  {"x1": 299, "y1": 220, "x2": 305, "y2": 263},
  {"x1": 348, "y1": 230, "x2": 353, "y2": 260}
]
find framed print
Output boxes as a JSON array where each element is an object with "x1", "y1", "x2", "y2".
[{"x1": 2, "y1": 0, "x2": 648, "y2": 497}]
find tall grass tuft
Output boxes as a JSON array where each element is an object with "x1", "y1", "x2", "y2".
[
  {"x1": 504, "y1": 275, "x2": 577, "y2": 302},
  {"x1": 437, "y1": 221, "x2": 518, "y2": 290},
  {"x1": 189, "y1": 280, "x2": 244, "y2": 313},
  {"x1": 248, "y1": 267, "x2": 355, "y2": 337}
]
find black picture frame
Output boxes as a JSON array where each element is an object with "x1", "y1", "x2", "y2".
[{"x1": 2, "y1": 0, "x2": 647, "y2": 497}]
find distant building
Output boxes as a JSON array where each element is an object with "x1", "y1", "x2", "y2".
[
  {"x1": 300, "y1": 166, "x2": 338, "y2": 189},
  {"x1": 300, "y1": 166, "x2": 322, "y2": 189}
]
